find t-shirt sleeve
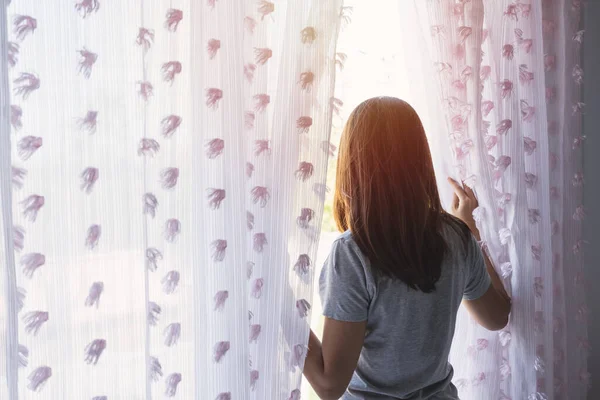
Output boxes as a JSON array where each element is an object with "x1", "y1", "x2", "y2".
[
  {"x1": 463, "y1": 233, "x2": 492, "y2": 300},
  {"x1": 319, "y1": 238, "x2": 370, "y2": 322}
]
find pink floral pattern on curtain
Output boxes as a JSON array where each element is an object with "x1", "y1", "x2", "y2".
[
  {"x1": 404, "y1": 0, "x2": 588, "y2": 399},
  {"x1": 0, "y1": 0, "x2": 342, "y2": 398}
]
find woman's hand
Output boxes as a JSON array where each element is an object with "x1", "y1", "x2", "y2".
[{"x1": 447, "y1": 178, "x2": 480, "y2": 237}]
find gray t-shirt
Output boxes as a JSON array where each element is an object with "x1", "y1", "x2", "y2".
[{"x1": 319, "y1": 226, "x2": 491, "y2": 400}]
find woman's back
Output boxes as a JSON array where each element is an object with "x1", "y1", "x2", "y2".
[{"x1": 319, "y1": 223, "x2": 490, "y2": 399}]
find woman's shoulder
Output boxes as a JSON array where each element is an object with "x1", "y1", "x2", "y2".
[
  {"x1": 329, "y1": 230, "x2": 370, "y2": 270},
  {"x1": 440, "y1": 214, "x2": 471, "y2": 242},
  {"x1": 336, "y1": 229, "x2": 354, "y2": 243},
  {"x1": 321, "y1": 231, "x2": 375, "y2": 292},
  {"x1": 332, "y1": 230, "x2": 361, "y2": 254}
]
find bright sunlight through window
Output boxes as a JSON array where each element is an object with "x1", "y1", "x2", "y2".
[{"x1": 303, "y1": 0, "x2": 429, "y2": 398}]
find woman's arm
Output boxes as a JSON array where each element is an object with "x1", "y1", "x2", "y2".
[
  {"x1": 303, "y1": 318, "x2": 366, "y2": 400},
  {"x1": 471, "y1": 229, "x2": 511, "y2": 304},
  {"x1": 447, "y1": 178, "x2": 511, "y2": 330}
]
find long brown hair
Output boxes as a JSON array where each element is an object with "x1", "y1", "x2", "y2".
[{"x1": 333, "y1": 97, "x2": 468, "y2": 293}]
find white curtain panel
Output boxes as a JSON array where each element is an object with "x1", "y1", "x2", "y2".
[
  {"x1": 389, "y1": 0, "x2": 588, "y2": 399},
  {"x1": 0, "y1": 0, "x2": 342, "y2": 398}
]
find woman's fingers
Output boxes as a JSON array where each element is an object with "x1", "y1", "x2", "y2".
[
  {"x1": 462, "y1": 182, "x2": 479, "y2": 207},
  {"x1": 463, "y1": 183, "x2": 476, "y2": 199},
  {"x1": 452, "y1": 193, "x2": 460, "y2": 210},
  {"x1": 447, "y1": 178, "x2": 467, "y2": 201}
]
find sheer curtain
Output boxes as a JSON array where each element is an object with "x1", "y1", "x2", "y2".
[
  {"x1": 388, "y1": 0, "x2": 588, "y2": 399},
  {"x1": 0, "y1": 0, "x2": 342, "y2": 398}
]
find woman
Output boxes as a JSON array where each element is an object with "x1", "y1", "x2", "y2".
[{"x1": 302, "y1": 97, "x2": 511, "y2": 400}]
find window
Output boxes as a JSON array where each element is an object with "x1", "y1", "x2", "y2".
[{"x1": 302, "y1": 0, "x2": 426, "y2": 397}]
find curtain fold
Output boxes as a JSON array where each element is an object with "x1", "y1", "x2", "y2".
[
  {"x1": 0, "y1": 0, "x2": 342, "y2": 398},
  {"x1": 1, "y1": 2, "x2": 20, "y2": 398}
]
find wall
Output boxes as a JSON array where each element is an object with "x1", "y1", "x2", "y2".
[{"x1": 584, "y1": 3, "x2": 600, "y2": 399}]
